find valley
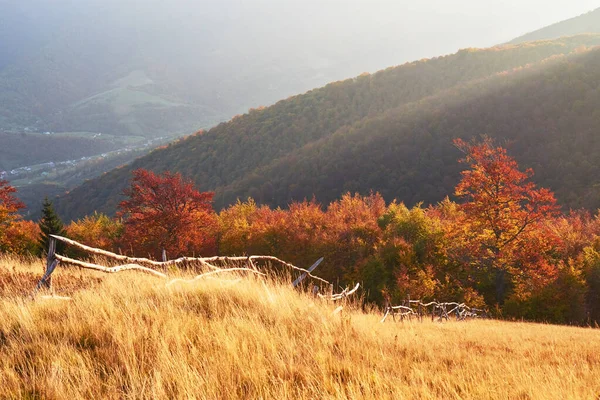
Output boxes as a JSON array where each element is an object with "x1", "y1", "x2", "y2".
[
  {"x1": 2, "y1": 4, "x2": 600, "y2": 398},
  {"x1": 1, "y1": 130, "x2": 178, "y2": 218}
]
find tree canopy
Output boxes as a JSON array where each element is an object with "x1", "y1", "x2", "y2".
[
  {"x1": 118, "y1": 169, "x2": 217, "y2": 259},
  {"x1": 38, "y1": 197, "x2": 67, "y2": 255}
]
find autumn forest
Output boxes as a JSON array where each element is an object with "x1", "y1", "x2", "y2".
[
  {"x1": 2, "y1": 138, "x2": 600, "y2": 326},
  {"x1": 5, "y1": 4, "x2": 600, "y2": 397}
]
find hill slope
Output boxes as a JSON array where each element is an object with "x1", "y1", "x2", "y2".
[
  {"x1": 54, "y1": 36, "x2": 600, "y2": 221},
  {"x1": 1, "y1": 256, "x2": 599, "y2": 399},
  {"x1": 218, "y1": 46, "x2": 600, "y2": 211},
  {"x1": 511, "y1": 7, "x2": 600, "y2": 43}
]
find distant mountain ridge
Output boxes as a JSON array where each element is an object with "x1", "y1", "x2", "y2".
[
  {"x1": 510, "y1": 7, "x2": 600, "y2": 43},
  {"x1": 53, "y1": 35, "x2": 600, "y2": 221},
  {"x1": 2, "y1": 0, "x2": 501, "y2": 138}
]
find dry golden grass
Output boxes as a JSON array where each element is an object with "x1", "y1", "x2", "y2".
[{"x1": 0, "y1": 255, "x2": 599, "y2": 399}]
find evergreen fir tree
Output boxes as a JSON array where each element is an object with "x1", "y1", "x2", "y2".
[{"x1": 38, "y1": 197, "x2": 67, "y2": 255}]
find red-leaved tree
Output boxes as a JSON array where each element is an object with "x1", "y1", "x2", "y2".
[
  {"x1": 118, "y1": 169, "x2": 217, "y2": 259},
  {"x1": 0, "y1": 180, "x2": 25, "y2": 249},
  {"x1": 0, "y1": 180, "x2": 24, "y2": 224},
  {"x1": 453, "y1": 138, "x2": 559, "y2": 304}
]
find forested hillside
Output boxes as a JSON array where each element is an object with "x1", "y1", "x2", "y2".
[
  {"x1": 54, "y1": 36, "x2": 600, "y2": 221},
  {"x1": 511, "y1": 7, "x2": 600, "y2": 43},
  {"x1": 218, "y1": 46, "x2": 600, "y2": 211}
]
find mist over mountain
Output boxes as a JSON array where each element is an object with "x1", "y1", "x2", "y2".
[
  {"x1": 511, "y1": 7, "x2": 600, "y2": 43},
  {"x1": 1, "y1": 0, "x2": 597, "y2": 137},
  {"x1": 54, "y1": 34, "x2": 600, "y2": 221},
  {"x1": 3, "y1": 1, "x2": 600, "y2": 219}
]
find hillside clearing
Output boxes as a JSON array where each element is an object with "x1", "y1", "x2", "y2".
[{"x1": 0, "y1": 256, "x2": 598, "y2": 399}]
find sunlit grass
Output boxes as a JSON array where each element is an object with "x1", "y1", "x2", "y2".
[{"x1": 0, "y1": 255, "x2": 599, "y2": 399}]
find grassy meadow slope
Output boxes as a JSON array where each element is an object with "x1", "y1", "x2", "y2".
[
  {"x1": 0, "y1": 256, "x2": 599, "y2": 399},
  {"x1": 54, "y1": 36, "x2": 600, "y2": 221},
  {"x1": 511, "y1": 8, "x2": 600, "y2": 44}
]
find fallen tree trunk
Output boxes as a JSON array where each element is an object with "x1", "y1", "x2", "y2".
[
  {"x1": 54, "y1": 254, "x2": 168, "y2": 278},
  {"x1": 49, "y1": 235, "x2": 329, "y2": 284},
  {"x1": 319, "y1": 283, "x2": 360, "y2": 301}
]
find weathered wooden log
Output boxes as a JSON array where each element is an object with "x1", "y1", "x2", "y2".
[
  {"x1": 246, "y1": 256, "x2": 329, "y2": 285},
  {"x1": 54, "y1": 254, "x2": 168, "y2": 278},
  {"x1": 379, "y1": 299, "x2": 488, "y2": 323},
  {"x1": 389, "y1": 305, "x2": 414, "y2": 311},
  {"x1": 33, "y1": 237, "x2": 59, "y2": 294},
  {"x1": 381, "y1": 308, "x2": 391, "y2": 323},
  {"x1": 50, "y1": 235, "x2": 165, "y2": 265},
  {"x1": 50, "y1": 235, "x2": 329, "y2": 284},
  {"x1": 318, "y1": 283, "x2": 360, "y2": 301},
  {"x1": 45, "y1": 237, "x2": 56, "y2": 287},
  {"x1": 34, "y1": 258, "x2": 60, "y2": 293},
  {"x1": 292, "y1": 257, "x2": 324, "y2": 287}
]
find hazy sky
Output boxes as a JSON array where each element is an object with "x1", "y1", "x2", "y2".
[
  {"x1": 1, "y1": 0, "x2": 598, "y2": 114},
  {"x1": 96, "y1": 0, "x2": 600, "y2": 72},
  {"x1": 3, "y1": 0, "x2": 598, "y2": 69},
  {"x1": 395, "y1": 0, "x2": 600, "y2": 47}
]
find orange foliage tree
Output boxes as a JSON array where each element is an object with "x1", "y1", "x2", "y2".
[
  {"x1": 118, "y1": 169, "x2": 217, "y2": 259},
  {"x1": 324, "y1": 193, "x2": 386, "y2": 282},
  {"x1": 217, "y1": 198, "x2": 287, "y2": 256},
  {"x1": 216, "y1": 193, "x2": 386, "y2": 283},
  {"x1": 453, "y1": 138, "x2": 559, "y2": 304},
  {"x1": 0, "y1": 180, "x2": 24, "y2": 227},
  {"x1": 67, "y1": 213, "x2": 123, "y2": 253},
  {"x1": 0, "y1": 180, "x2": 26, "y2": 253},
  {"x1": 1, "y1": 220, "x2": 40, "y2": 255}
]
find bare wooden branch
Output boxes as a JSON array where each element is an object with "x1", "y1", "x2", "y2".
[
  {"x1": 247, "y1": 256, "x2": 329, "y2": 285},
  {"x1": 319, "y1": 283, "x2": 360, "y2": 301},
  {"x1": 54, "y1": 254, "x2": 168, "y2": 278},
  {"x1": 292, "y1": 257, "x2": 324, "y2": 287},
  {"x1": 380, "y1": 308, "x2": 391, "y2": 323},
  {"x1": 34, "y1": 258, "x2": 60, "y2": 294},
  {"x1": 389, "y1": 305, "x2": 414, "y2": 312},
  {"x1": 331, "y1": 283, "x2": 360, "y2": 300},
  {"x1": 51, "y1": 235, "x2": 168, "y2": 266},
  {"x1": 50, "y1": 235, "x2": 329, "y2": 284},
  {"x1": 381, "y1": 299, "x2": 489, "y2": 323}
]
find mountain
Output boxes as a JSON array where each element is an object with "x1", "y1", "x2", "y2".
[
  {"x1": 1, "y1": 0, "x2": 528, "y2": 139},
  {"x1": 5, "y1": 1, "x2": 598, "y2": 217},
  {"x1": 219, "y1": 46, "x2": 600, "y2": 211},
  {"x1": 53, "y1": 35, "x2": 600, "y2": 221},
  {"x1": 8, "y1": 0, "x2": 515, "y2": 215},
  {"x1": 511, "y1": 7, "x2": 600, "y2": 43}
]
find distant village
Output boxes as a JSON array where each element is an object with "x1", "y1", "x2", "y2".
[{"x1": 1, "y1": 133, "x2": 168, "y2": 185}]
